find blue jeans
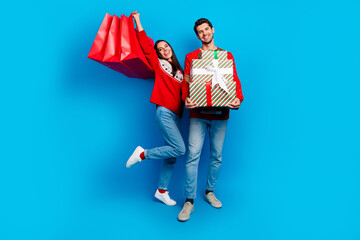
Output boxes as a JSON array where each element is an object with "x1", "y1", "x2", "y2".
[
  {"x1": 184, "y1": 118, "x2": 228, "y2": 199},
  {"x1": 144, "y1": 106, "x2": 185, "y2": 190}
]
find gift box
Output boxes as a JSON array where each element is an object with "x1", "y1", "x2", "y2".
[{"x1": 189, "y1": 50, "x2": 237, "y2": 107}]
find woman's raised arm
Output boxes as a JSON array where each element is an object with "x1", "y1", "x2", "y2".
[{"x1": 132, "y1": 11, "x2": 143, "y2": 32}]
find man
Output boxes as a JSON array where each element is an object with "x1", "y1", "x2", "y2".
[{"x1": 177, "y1": 18, "x2": 244, "y2": 222}]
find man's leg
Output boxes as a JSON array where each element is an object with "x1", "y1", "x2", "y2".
[
  {"x1": 206, "y1": 120, "x2": 228, "y2": 193},
  {"x1": 179, "y1": 118, "x2": 207, "y2": 221},
  {"x1": 184, "y1": 118, "x2": 208, "y2": 199}
]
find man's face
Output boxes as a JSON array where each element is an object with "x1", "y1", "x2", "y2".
[{"x1": 196, "y1": 23, "x2": 214, "y2": 44}]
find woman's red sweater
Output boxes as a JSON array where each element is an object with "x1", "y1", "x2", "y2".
[{"x1": 137, "y1": 30, "x2": 183, "y2": 116}]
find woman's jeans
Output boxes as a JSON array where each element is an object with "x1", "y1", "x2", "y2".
[
  {"x1": 144, "y1": 106, "x2": 185, "y2": 190},
  {"x1": 184, "y1": 118, "x2": 228, "y2": 199}
]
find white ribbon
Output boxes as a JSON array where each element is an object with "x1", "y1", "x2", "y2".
[{"x1": 191, "y1": 59, "x2": 232, "y2": 93}]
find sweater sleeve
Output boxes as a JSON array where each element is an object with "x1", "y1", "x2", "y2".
[
  {"x1": 228, "y1": 52, "x2": 244, "y2": 102},
  {"x1": 137, "y1": 30, "x2": 158, "y2": 70}
]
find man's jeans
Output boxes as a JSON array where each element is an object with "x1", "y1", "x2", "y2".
[
  {"x1": 144, "y1": 106, "x2": 185, "y2": 190},
  {"x1": 184, "y1": 118, "x2": 228, "y2": 199}
]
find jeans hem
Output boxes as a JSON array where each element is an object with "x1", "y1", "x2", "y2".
[
  {"x1": 185, "y1": 195, "x2": 196, "y2": 199},
  {"x1": 144, "y1": 149, "x2": 148, "y2": 159}
]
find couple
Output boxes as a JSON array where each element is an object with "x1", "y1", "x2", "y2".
[{"x1": 126, "y1": 11, "x2": 244, "y2": 222}]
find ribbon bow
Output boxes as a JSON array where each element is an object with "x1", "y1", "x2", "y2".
[{"x1": 205, "y1": 59, "x2": 231, "y2": 93}]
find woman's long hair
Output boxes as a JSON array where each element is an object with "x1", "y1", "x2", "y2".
[{"x1": 154, "y1": 40, "x2": 184, "y2": 77}]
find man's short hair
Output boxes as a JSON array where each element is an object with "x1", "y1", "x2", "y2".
[{"x1": 194, "y1": 18, "x2": 213, "y2": 35}]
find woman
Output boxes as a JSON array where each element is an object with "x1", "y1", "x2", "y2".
[{"x1": 126, "y1": 11, "x2": 185, "y2": 206}]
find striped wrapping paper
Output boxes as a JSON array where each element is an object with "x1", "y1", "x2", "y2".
[{"x1": 189, "y1": 50, "x2": 237, "y2": 107}]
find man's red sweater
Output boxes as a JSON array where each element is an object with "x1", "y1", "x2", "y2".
[
  {"x1": 137, "y1": 30, "x2": 183, "y2": 116},
  {"x1": 182, "y1": 48, "x2": 244, "y2": 120}
]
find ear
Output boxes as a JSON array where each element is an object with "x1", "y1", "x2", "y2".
[{"x1": 212, "y1": 27, "x2": 215, "y2": 34}]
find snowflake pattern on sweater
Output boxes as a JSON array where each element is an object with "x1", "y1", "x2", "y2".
[{"x1": 159, "y1": 59, "x2": 183, "y2": 82}]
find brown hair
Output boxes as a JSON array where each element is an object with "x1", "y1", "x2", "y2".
[
  {"x1": 194, "y1": 18, "x2": 213, "y2": 36},
  {"x1": 154, "y1": 40, "x2": 184, "y2": 77}
]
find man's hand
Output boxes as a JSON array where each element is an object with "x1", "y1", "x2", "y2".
[
  {"x1": 185, "y1": 97, "x2": 198, "y2": 109},
  {"x1": 227, "y1": 98, "x2": 241, "y2": 109}
]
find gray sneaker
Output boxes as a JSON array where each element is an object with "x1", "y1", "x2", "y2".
[
  {"x1": 177, "y1": 202, "x2": 194, "y2": 222},
  {"x1": 205, "y1": 192, "x2": 222, "y2": 208}
]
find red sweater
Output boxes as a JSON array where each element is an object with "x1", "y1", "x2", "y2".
[
  {"x1": 137, "y1": 30, "x2": 183, "y2": 116},
  {"x1": 182, "y1": 48, "x2": 244, "y2": 120}
]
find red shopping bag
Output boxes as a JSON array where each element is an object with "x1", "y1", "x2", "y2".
[
  {"x1": 101, "y1": 15, "x2": 141, "y2": 78},
  {"x1": 88, "y1": 13, "x2": 154, "y2": 79},
  {"x1": 88, "y1": 14, "x2": 141, "y2": 78},
  {"x1": 88, "y1": 13, "x2": 113, "y2": 60},
  {"x1": 120, "y1": 15, "x2": 154, "y2": 79},
  {"x1": 102, "y1": 14, "x2": 120, "y2": 62}
]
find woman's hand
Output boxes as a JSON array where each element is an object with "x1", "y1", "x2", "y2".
[
  {"x1": 185, "y1": 97, "x2": 198, "y2": 109},
  {"x1": 131, "y1": 11, "x2": 140, "y2": 20},
  {"x1": 131, "y1": 11, "x2": 143, "y2": 31}
]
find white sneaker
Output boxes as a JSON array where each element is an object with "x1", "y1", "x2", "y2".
[
  {"x1": 154, "y1": 190, "x2": 176, "y2": 206},
  {"x1": 126, "y1": 146, "x2": 144, "y2": 168}
]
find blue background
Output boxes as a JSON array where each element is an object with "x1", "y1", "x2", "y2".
[{"x1": 1, "y1": 0, "x2": 360, "y2": 239}]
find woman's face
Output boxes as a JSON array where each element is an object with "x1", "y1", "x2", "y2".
[{"x1": 156, "y1": 41, "x2": 173, "y2": 60}]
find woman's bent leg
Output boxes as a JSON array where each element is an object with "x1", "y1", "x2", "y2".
[{"x1": 145, "y1": 106, "x2": 185, "y2": 160}]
